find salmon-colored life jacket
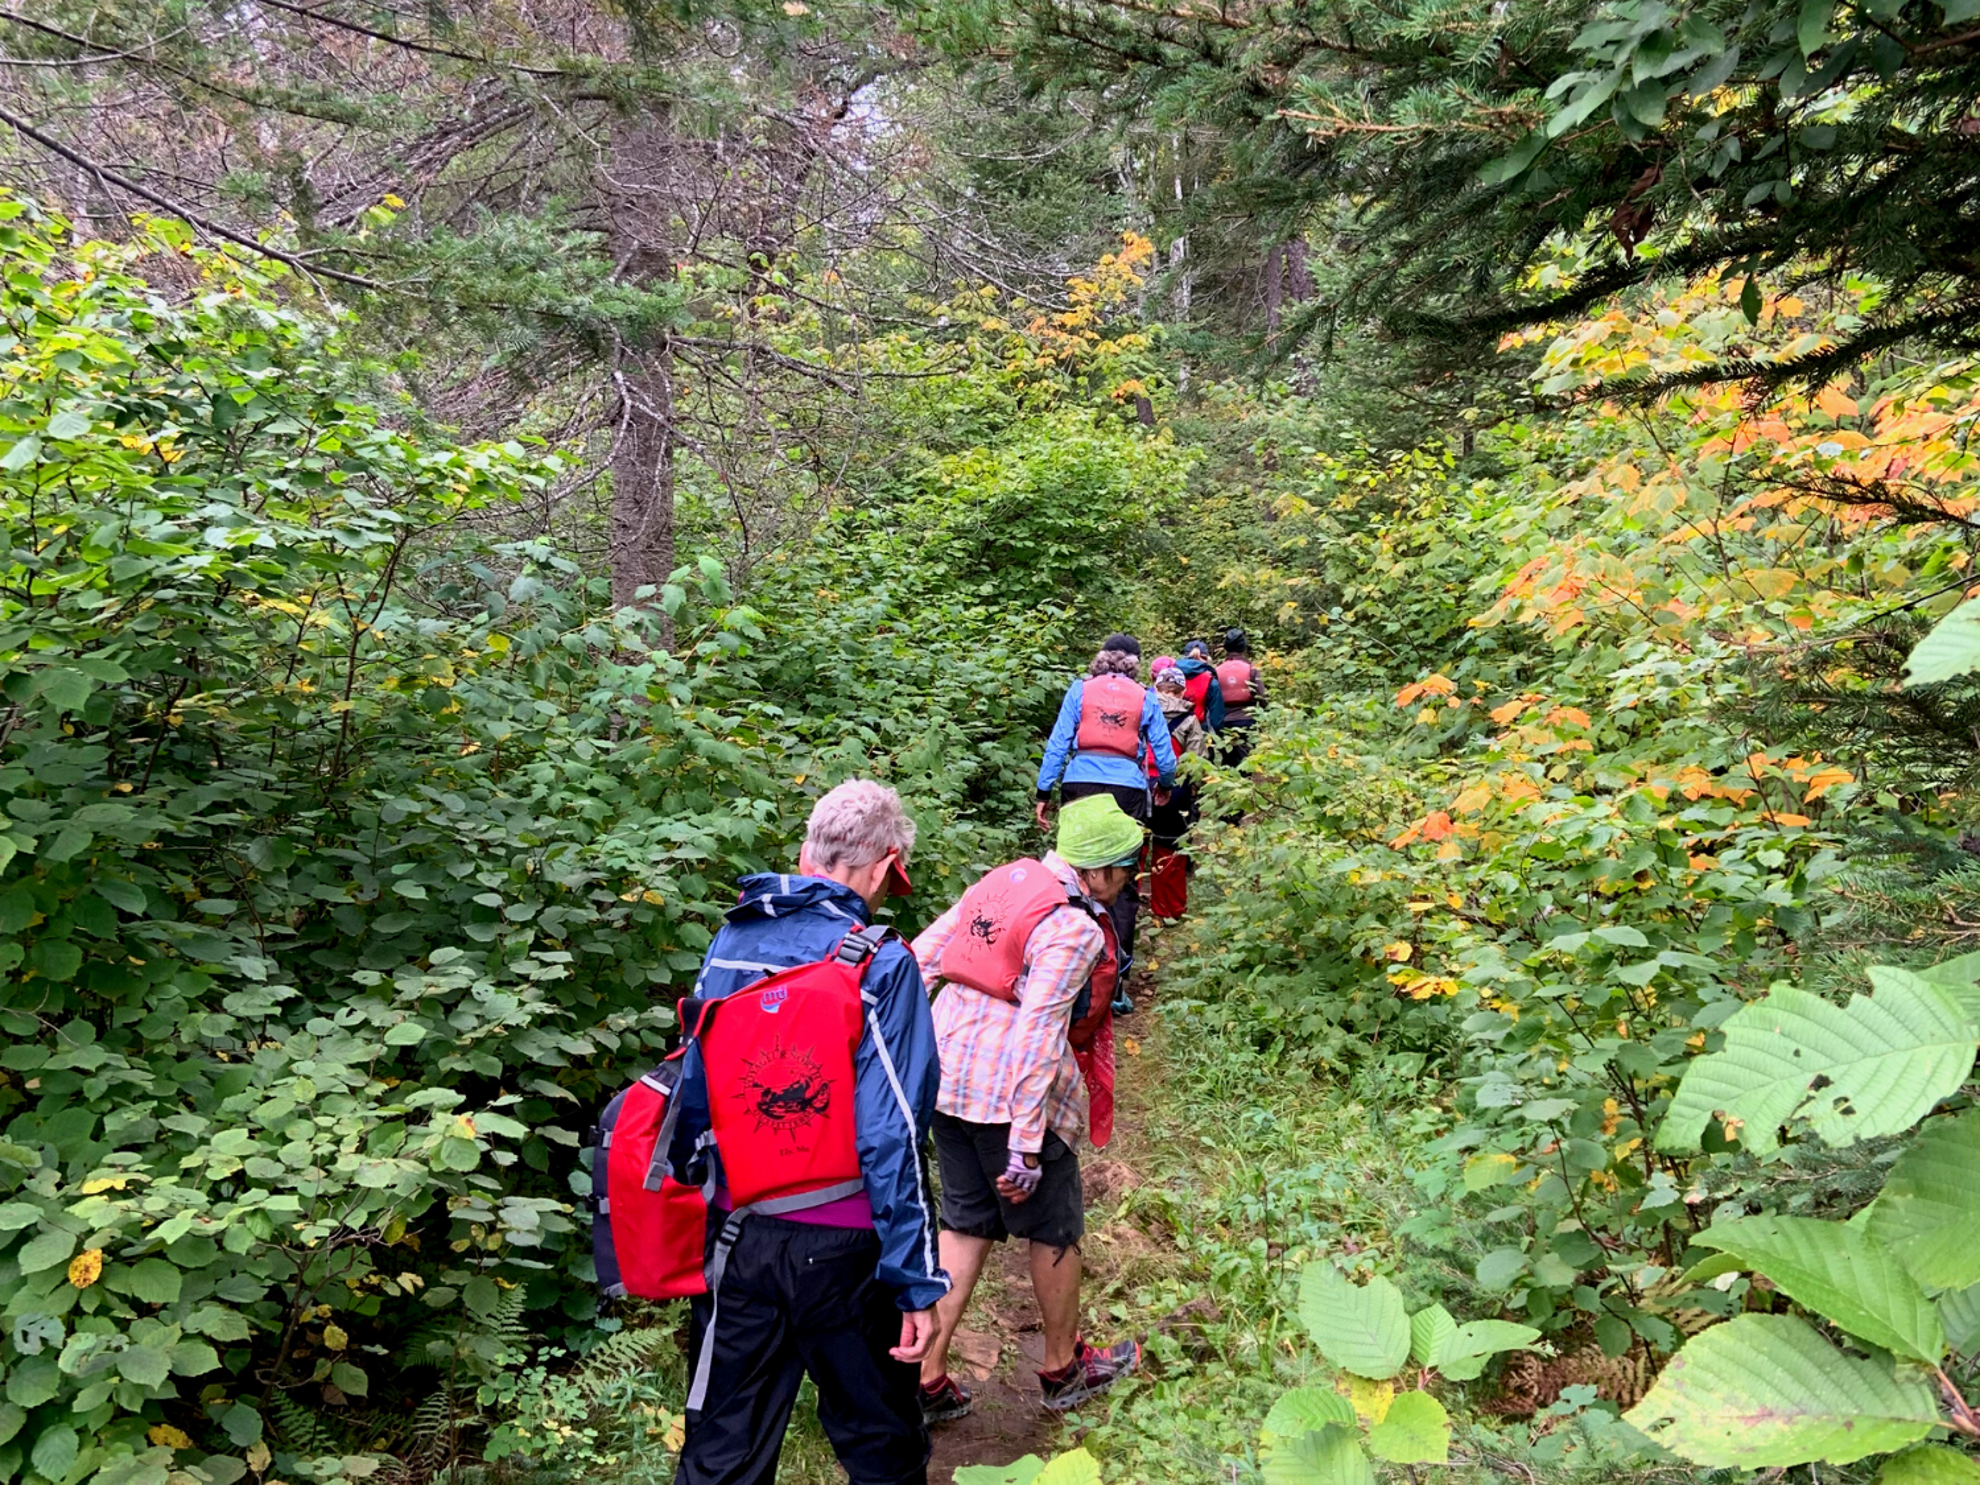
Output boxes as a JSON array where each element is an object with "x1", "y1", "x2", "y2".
[
  {"x1": 1074, "y1": 674, "x2": 1145, "y2": 760},
  {"x1": 1216, "y1": 659, "x2": 1256, "y2": 706},
  {"x1": 938, "y1": 859, "x2": 1120, "y2": 1145},
  {"x1": 1184, "y1": 670, "x2": 1215, "y2": 725}
]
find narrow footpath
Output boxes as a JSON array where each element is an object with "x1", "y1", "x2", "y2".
[{"x1": 924, "y1": 958, "x2": 1179, "y2": 1483}]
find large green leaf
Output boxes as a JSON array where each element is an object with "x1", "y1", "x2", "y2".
[
  {"x1": 1298, "y1": 1263, "x2": 1411, "y2": 1380},
  {"x1": 1624, "y1": 1315, "x2": 1940, "y2": 1466},
  {"x1": 1261, "y1": 1424, "x2": 1375, "y2": 1485},
  {"x1": 1940, "y1": 1285, "x2": 1980, "y2": 1356},
  {"x1": 1881, "y1": 1445, "x2": 1980, "y2": 1485},
  {"x1": 1692, "y1": 1215, "x2": 1943, "y2": 1362},
  {"x1": 1263, "y1": 1388, "x2": 1356, "y2": 1439},
  {"x1": 953, "y1": 1459, "x2": 1044, "y2": 1485},
  {"x1": 1034, "y1": 1450, "x2": 1100, "y2": 1485},
  {"x1": 1905, "y1": 600, "x2": 1980, "y2": 686},
  {"x1": 1367, "y1": 1390, "x2": 1450, "y2": 1463},
  {"x1": 1658, "y1": 975, "x2": 1976, "y2": 1155},
  {"x1": 1866, "y1": 1108, "x2": 1980, "y2": 1291},
  {"x1": 1435, "y1": 1319, "x2": 1543, "y2": 1381},
  {"x1": 1408, "y1": 1304, "x2": 1456, "y2": 1367}
]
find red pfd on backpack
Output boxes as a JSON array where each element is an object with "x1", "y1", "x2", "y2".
[
  {"x1": 1216, "y1": 659, "x2": 1255, "y2": 705},
  {"x1": 1183, "y1": 670, "x2": 1215, "y2": 725},
  {"x1": 937, "y1": 859, "x2": 1120, "y2": 1146},
  {"x1": 590, "y1": 927, "x2": 887, "y2": 1302},
  {"x1": 1074, "y1": 674, "x2": 1145, "y2": 760}
]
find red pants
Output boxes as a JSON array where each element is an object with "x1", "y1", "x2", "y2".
[{"x1": 1147, "y1": 845, "x2": 1188, "y2": 920}]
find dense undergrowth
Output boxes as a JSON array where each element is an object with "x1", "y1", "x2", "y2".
[{"x1": 5, "y1": 169, "x2": 1980, "y2": 1485}]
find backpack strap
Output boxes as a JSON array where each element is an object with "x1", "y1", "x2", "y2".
[{"x1": 834, "y1": 922, "x2": 894, "y2": 966}]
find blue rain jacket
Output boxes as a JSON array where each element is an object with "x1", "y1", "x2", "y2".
[{"x1": 667, "y1": 874, "x2": 949, "y2": 1313}]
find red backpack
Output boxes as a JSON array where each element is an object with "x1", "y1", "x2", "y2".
[
  {"x1": 590, "y1": 926, "x2": 889, "y2": 1305},
  {"x1": 1216, "y1": 659, "x2": 1255, "y2": 705}
]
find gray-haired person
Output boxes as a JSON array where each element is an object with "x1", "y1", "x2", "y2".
[{"x1": 665, "y1": 779, "x2": 950, "y2": 1485}]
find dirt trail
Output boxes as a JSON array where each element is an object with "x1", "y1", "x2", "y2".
[{"x1": 926, "y1": 961, "x2": 1174, "y2": 1483}]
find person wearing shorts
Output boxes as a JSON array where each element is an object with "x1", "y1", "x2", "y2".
[{"x1": 910, "y1": 794, "x2": 1144, "y2": 1420}]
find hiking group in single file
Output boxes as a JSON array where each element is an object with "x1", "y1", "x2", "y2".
[{"x1": 591, "y1": 629, "x2": 1265, "y2": 1485}]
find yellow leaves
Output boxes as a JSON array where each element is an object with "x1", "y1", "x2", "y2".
[
  {"x1": 1761, "y1": 811, "x2": 1814, "y2": 828},
  {"x1": 148, "y1": 1425, "x2": 194, "y2": 1450},
  {"x1": 1815, "y1": 384, "x2": 1858, "y2": 419},
  {"x1": 1543, "y1": 705, "x2": 1591, "y2": 729},
  {"x1": 1394, "y1": 673, "x2": 1456, "y2": 707},
  {"x1": 1490, "y1": 696, "x2": 1534, "y2": 726},
  {"x1": 1802, "y1": 765, "x2": 1853, "y2": 799},
  {"x1": 1343, "y1": 1373, "x2": 1394, "y2": 1424},
  {"x1": 1601, "y1": 1097, "x2": 1621, "y2": 1137},
  {"x1": 1415, "y1": 706, "x2": 1440, "y2": 725},
  {"x1": 1384, "y1": 941, "x2": 1413, "y2": 962},
  {"x1": 68, "y1": 1248, "x2": 103, "y2": 1288},
  {"x1": 80, "y1": 1174, "x2": 132, "y2": 1193},
  {"x1": 323, "y1": 1322, "x2": 349, "y2": 1351}
]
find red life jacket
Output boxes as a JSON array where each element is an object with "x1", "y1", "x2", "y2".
[
  {"x1": 589, "y1": 927, "x2": 889, "y2": 1303},
  {"x1": 1216, "y1": 659, "x2": 1255, "y2": 705},
  {"x1": 1183, "y1": 670, "x2": 1214, "y2": 724},
  {"x1": 937, "y1": 859, "x2": 1120, "y2": 1144},
  {"x1": 1074, "y1": 674, "x2": 1145, "y2": 760}
]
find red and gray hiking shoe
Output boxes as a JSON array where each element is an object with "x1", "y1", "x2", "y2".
[
  {"x1": 920, "y1": 1374, "x2": 973, "y2": 1424},
  {"x1": 1037, "y1": 1336, "x2": 1140, "y2": 1411}
]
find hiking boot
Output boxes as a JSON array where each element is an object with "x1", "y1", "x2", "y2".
[
  {"x1": 1038, "y1": 1336, "x2": 1140, "y2": 1411},
  {"x1": 920, "y1": 1374, "x2": 973, "y2": 1424}
]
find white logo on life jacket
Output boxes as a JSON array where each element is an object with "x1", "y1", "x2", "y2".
[
  {"x1": 759, "y1": 986, "x2": 788, "y2": 1014},
  {"x1": 1009, "y1": 867, "x2": 1028, "y2": 884}
]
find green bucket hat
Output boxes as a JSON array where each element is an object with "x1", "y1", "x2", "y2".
[{"x1": 1056, "y1": 793, "x2": 1144, "y2": 869}]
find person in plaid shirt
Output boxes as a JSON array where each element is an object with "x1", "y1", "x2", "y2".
[{"x1": 910, "y1": 794, "x2": 1145, "y2": 1419}]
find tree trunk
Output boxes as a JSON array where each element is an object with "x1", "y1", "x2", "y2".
[
  {"x1": 1285, "y1": 238, "x2": 1313, "y2": 302},
  {"x1": 606, "y1": 106, "x2": 678, "y2": 637},
  {"x1": 610, "y1": 341, "x2": 677, "y2": 617},
  {"x1": 1264, "y1": 243, "x2": 1284, "y2": 333}
]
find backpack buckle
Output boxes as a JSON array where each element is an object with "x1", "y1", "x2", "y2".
[{"x1": 834, "y1": 925, "x2": 890, "y2": 965}]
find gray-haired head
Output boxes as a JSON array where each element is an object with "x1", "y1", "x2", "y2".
[
  {"x1": 1090, "y1": 647, "x2": 1141, "y2": 679},
  {"x1": 804, "y1": 779, "x2": 916, "y2": 870}
]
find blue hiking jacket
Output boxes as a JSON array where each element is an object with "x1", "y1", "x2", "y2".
[
  {"x1": 1177, "y1": 656, "x2": 1226, "y2": 732},
  {"x1": 1035, "y1": 676, "x2": 1178, "y2": 798},
  {"x1": 666, "y1": 874, "x2": 950, "y2": 1313}
]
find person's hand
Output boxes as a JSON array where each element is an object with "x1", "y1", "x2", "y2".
[
  {"x1": 1034, "y1": 800, "x2": 1051, "y2": 832},
  {"x1": 891, "y1": 1308, "x2": 936, "y2": 1362},
  {"x1": 1153, "y1": 787, "x2": 1173, "y2": 807},
  {"x1": 996, "y1": 1149, "x2": 1042, "y2": 1204}
]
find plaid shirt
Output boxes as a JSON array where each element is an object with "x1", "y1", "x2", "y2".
[{"x1": 913, "y1": 853, "x2": 1105, "y2": 1153}]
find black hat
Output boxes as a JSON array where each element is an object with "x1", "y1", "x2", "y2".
[
  {"x1": 1101, "y1": 632, "x2": 1141, "y2": 657},
  {"x1": 1223, "y1": 627, "x2": 1249, "y2": 653}
]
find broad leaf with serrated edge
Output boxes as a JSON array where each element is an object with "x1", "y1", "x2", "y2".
[
  {"x1": 1264, "y1": 1388, "x2": 1355, "y2": 1439},
  {"x1": 952, "y1": 1460, "x2": 1042, "y2": 1485},
  {"x1": 1867, "y1": 1108, "x2": 1980, "y2": 1291},
  {"x1": 1940, "y1": 1285, "x2": 1980, "y2": 1355},
  {"x1": 1624, "y1": 1314, "x2": 1939, "y2": 1466},
  {"x1": 1367, "y1": 1391, "x2": 1450, "y2": 1464},
  {"x1": 1298, "y1": 1262, "x2": 1410, "y2": 1380},
  {"x1": 1905, "y1": 600, "x2": 1980, "y2": 686},
  {"x1": 1034, "y1": 1449, "x2": 1099, "y2": 1485},
  {"x1": 1881, "y1": 1445, "x2": 1980, "y2": 1485},
  {"x1": 1409, "y1": 1304, "x2": 1456, "y2": 1366},
  {"x1": 1436, "y1": 1319, "x2": 1543, "y2": 1381},
  {"x1": 1897, "y1": 957, "x2": 1980, "y2": 1027},
  {"x1": 1658, "y1": 974, "x2": 1976, "y2": 1155},
  {"x1": 1692, "y1": 1215, "x2": 1943, "y2": 1362},
  {"x1": 1262, "y1": 1424, "x2": 1375, "y2": 1485}
]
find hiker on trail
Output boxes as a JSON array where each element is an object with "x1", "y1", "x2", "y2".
[
  {"x1": 1034, "y1": 633, "x2": 1175, "y2": 1003},
  {"x1": 664, "y1": 780, "x2": 948, "y2": 1485},
  {"x1": 1215, "y1": 628, "x2": 1266, "y2": 769},
  {"x1": 912, "y1": 793, "x2": 1144, "y2": 1423},
  {"x1": 1176, "y1": 639, "x2": 1226, "y2": 733},
  {"x1": 1148, "y1": 665, "x2": 1205, "y2": 922}
]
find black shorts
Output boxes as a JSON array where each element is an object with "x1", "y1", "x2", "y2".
[{"x1": 932, "y1": 1112, "x2": 1085, "y2": 1251}]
